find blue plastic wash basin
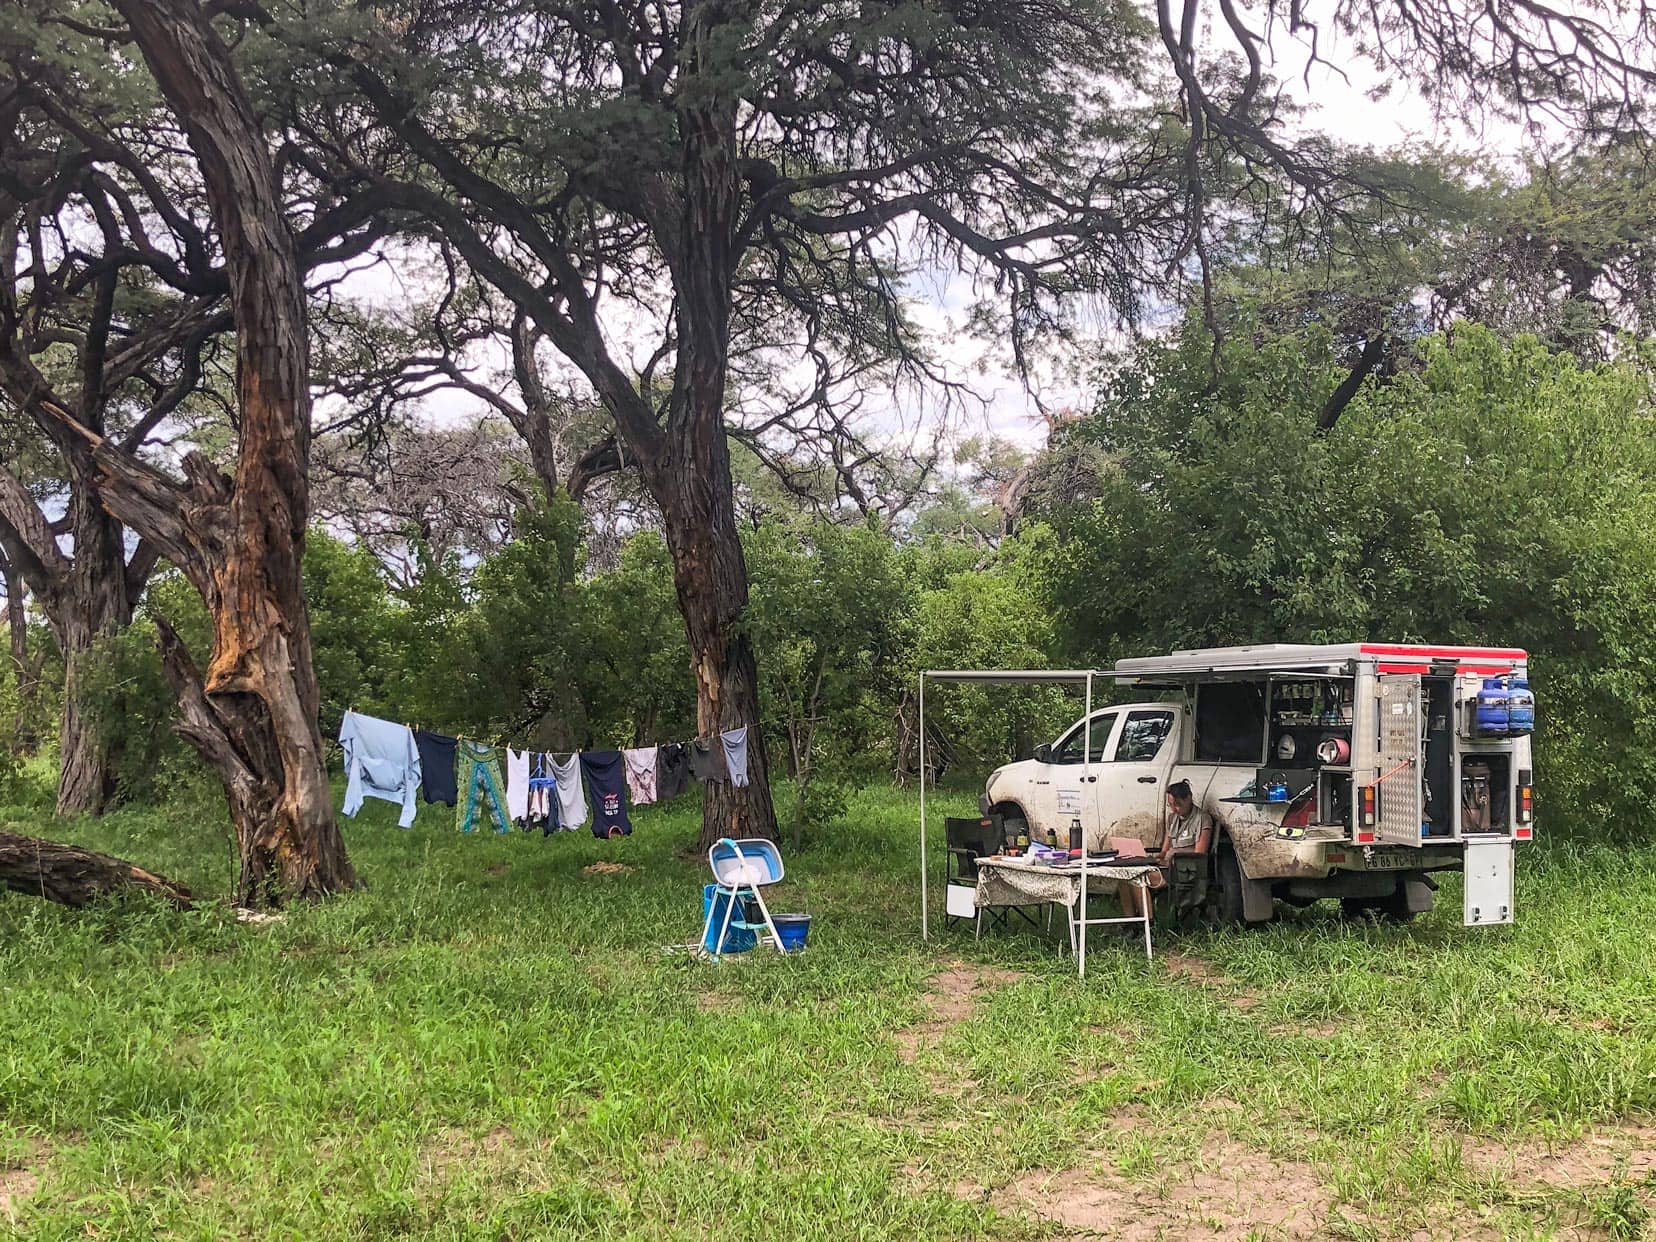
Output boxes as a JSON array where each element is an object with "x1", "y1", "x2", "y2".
[{"x1": 709, "y1": 838, "x2": 785, "y2": 887}]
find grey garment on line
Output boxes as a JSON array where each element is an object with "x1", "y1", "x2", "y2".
[
  {"x1": 549, "y1": 753, "x2": 587, "y2": 829},
  {"x1": 719, "y1": 726, "x2": 750, "y2": 788},
  {"x1": 688, "y1": 737, "x2": 727, "y2": 782}
]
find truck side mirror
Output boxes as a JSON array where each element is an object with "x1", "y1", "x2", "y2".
[{"x1": 1033, "y1": 743, "x2": 1053, "y2": 764}]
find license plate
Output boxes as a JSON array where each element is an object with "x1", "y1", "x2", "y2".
[{"x1": 1364, "y1": 848, "x2": 1417, "y2": 870}]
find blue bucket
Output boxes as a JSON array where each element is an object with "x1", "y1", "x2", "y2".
[
  {"x1": 773, "y1": 913, "x2": 811, "y2": 954},
  {"x1": 703, "y1": 884, "x2": 756, "y2": 954}
]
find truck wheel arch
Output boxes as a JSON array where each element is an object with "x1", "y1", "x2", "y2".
[{"x1": 988, "y1": 800, "x2": 1031, "y2": 833}]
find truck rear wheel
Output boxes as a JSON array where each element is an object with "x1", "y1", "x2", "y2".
[
  {"x1": 1210, "y1": 846, "x2": 1246, "y2": 926},
  {"x1": 1341, "y1": 886, "x2": 1419, "y2": 923}
]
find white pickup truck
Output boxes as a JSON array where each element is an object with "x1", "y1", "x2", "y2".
[{"x1": 981, "y1": 643, "x2": 1534, "y2": 926}]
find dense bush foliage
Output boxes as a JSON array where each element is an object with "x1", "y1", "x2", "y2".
[{"x1": 1038, "y1": 322, "x2": 1656, "y2": 838}]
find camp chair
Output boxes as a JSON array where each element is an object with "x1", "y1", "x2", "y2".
[
  {"x1": 1167, "y1": 852, "x2": 1210, "y2": 925},
  {"x1": 944, "y1": 815, "x2": 1040, "y2": 934}
]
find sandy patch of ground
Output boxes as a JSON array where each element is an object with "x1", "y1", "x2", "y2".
[
  {"x1": 695, "y1": 989, "x2": 738, "y2": 1013},
  {"x1": 417, "y1": 1124, "x2": 524, "y2": 1187},
  {"x1": 895, "y1": 961, "x2": 1028, "y2": 1066},
  {"x1": 0, "y1": 1141, "x2": 44, "y2": 1218},
  {"x1": 583, "y1": 860, "x2": 635, "y2": 876},
  {"x1": 997, "y1": 1137, "x2": 1333, "y2": 1240},
  {"x1": 0, "y1": 1168, "x2": 38, "y2": 1217},
  {"x1": 1461, "y1": 1122, "x2": 1656, "y2": 1188}
]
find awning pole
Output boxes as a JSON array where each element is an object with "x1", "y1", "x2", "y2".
[
  {"x1": 1080, "y1": 670, "x2": 1093, "y2": 979},
  {"x1": 919, "y1": 672, "x2": 929, "y2": 941}
]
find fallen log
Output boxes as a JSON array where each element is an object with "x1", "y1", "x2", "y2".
[{"x1": 0, "y1": 831, "x2": 193, "y2": 908}]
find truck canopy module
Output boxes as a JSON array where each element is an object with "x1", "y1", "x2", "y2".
[{"x1": 920, "y1": 644, "x2": 1534, "y2": 932}]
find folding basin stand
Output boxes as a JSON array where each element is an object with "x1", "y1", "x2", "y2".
[{"x1": 701, "y1": 837, "x2": 786, "y2": 960}]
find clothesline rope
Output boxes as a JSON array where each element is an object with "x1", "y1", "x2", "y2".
[{"x1": 320, "y1": 699, "x2": 760, "y2": 756}]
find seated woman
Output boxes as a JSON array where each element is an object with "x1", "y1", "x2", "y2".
[{"x1": 1118, "y1": 780, "x2": 1212, "y2": 918}]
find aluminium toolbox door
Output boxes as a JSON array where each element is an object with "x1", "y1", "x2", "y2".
[{"x1": 1374, "y1": 674, "x2": 1425, "y2": 846}]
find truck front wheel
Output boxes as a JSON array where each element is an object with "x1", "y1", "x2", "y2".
[{"x1": 989, "y1": 803, "x2": 1027, "y2": 845}]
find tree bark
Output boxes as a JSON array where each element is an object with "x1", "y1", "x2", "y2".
[
  {"x1": 54, "y1": 451, "x2": 135, "y2": 816},
  {"x1": 1, "y1": 549, "x2": 40, "y2": 752},
  {"x1": 0, "y1": 830, "x2": 192, "y2": 908},
  {"x1": 671, "y1": 0, "x2": 778, "y2": 850},
  {"x1": 91, "y1": 0, "x2": 356, "y2": 906}
]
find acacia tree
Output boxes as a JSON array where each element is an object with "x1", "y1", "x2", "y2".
[
  {"x1": 267, "y1": 1, "x2": 1189, "y2": 846},
  {"x1": 0, "y1": 115, "x2": 222, "y2": 810},
  {"x1": 1, "y1": 7, "x2": 385, "y2": 820},
  {"x1": 4, "y1": 0, "x2": 366, "y2": 904}
]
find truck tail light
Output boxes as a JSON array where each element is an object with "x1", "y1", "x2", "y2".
[
  {"x1": 1515, "y1": 784, "x2": 1533, "y2": 840},
  {"x1": 1356, "y1": 784, "x2": 1377, "y2": 844}
]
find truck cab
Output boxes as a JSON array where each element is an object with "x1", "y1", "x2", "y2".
[
  {"x1": 981, "y1": 643, "x2": 1534, "y2": 926},
  {"x1": 983, "y1": 704, "x2": 1182, "y2": 848}
]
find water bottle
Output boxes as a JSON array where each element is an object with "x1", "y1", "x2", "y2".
[{"x1": 1069, "y1": 817, "x2": 1083, "y2": 858}]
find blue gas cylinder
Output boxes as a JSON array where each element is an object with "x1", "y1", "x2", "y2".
[
  {"x1": 1474, "y1": 678, "x2": 1510, "y2": 737},
  {"x1": 1507, "y1": 675, "x2": 1534, "y2": 735}
]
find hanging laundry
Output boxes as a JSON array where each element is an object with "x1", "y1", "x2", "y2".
[
  {"x1": 526, "y1": 753, "x2": 557, "y2": 833},
  {"x1": 549, "y1": 753, "x2": 586, "y2": 831},
  {"x1": 455, "y1": 739, "x2": 511, "y2": 834},
  {"x1": 622, "y1": 746, "x2": 659, "y2": 806},
  {"x1": 580, "y1": 749, "x2": 632, "y2": 839},
  {"x1": 688, "y1": 737, "x2": 727, "y2": 783},
  {"x1": 656, "y1": 741, "x2": 690, "y2": 800},
  {"x1": 414, "y1": 729, "x2": 458, "y2": 806},
  {"x1": 339, "y1": 710, "x2": 421, "y2": 828},
  {"x1": 719, "y1": 726, "x2": 751, "y2": 788},
  {"x1": 505, "y1": 747, "x2": 530, "y2": 825}
]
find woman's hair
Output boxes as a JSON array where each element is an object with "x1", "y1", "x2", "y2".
[{"x1": 1166, "y1": 779, "x2": 1193, "y2": 801}]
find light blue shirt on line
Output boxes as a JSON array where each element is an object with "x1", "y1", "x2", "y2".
[{"x1": 339, "y1": 710, "x2": 422, "y2": 828}]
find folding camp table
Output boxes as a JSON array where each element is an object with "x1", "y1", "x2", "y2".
[{"x1": 972, "y1": 855, "x2": 1160, "y2": 973}]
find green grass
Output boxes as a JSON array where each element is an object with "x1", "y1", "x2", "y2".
[{"x1": 2, "y1": 776, "x2": 1653, "y2": 1239}]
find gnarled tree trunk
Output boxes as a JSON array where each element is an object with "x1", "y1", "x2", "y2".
[
  {"x1": 85, "y1": 0, "x2": 356, "y2": 906},
  {"x1": 670, "y1": 2, "x2": 777, "y2": 850},
  {"x1": 1, "y1": 548, "x2": 41, "y2": 753},
  {"x1": 669, "y1": 9, "x2": 778, "y2": 854}
]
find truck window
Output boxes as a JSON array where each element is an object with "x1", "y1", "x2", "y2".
[
  {"x1": 1195, "y1": 682, "x2": 1267, "y2": 763},
  {"x1": 1113, "y1": 711, "x2": 1173, "y2": 762},
  {"x1": 1051, "y1": 712, "x2": 1117, "y2": 764}
]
